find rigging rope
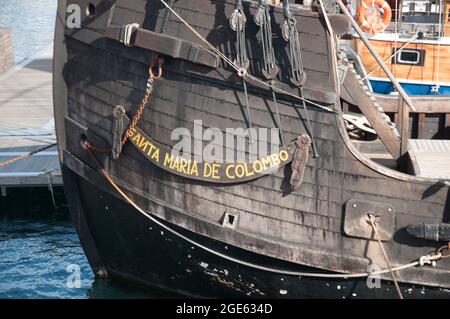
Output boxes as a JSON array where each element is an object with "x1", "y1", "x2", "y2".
[
  {"x1": 158, "y1": 0, "x2": 339, "y2": 115},
  {"x1": 317, "y1": 0, "x2": 340, "y2": 92},
  {"x1": 282, "y1": 0, "x2": 319, "y2": 157},
  {"x1": 230, "y1": 0, "x2": 250, "y2": 70},
  {"x1": 394, "y1": 0, "x2": 398, "y2": 77},
  {"x1": 271, "y1": 86, "x2": 285, "y2": 145},
  {"x1": 255, "y1": 0, "x2": 279, "y2": 80},
  {"x1": 230, "y1": 0, "x2": 254, "y2": 135},
  {"x1": 160, "y1": 0, "x2": 177, "y2": 33},
  {"x1": 282, "y1": 0, "x2": 306, "y2": 87},
  {"x1": 255, "y1": 0, "x2": 284, "y2": 145}
]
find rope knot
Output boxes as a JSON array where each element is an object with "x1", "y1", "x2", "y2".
[{"x1": 419, "y1": 255, "x2": 439, "y2": 267}]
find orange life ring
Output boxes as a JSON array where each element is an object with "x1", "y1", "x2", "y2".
[{"x1": 357, "y1": 0, "x2": 392, "y2": 34}]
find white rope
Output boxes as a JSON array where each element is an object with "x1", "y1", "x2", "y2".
[
  {"x1": 343, "y1": 114, "x2": 376, "y2": 134},
  {"x1": 368, "y1": 214, "x2": 404, "y2": 299},
  {"x1": 158, "y1": 0, "x2": 238, "y2": 71}
]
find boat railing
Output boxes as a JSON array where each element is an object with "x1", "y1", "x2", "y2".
[{"x1": 386, "y1": 22, "x2": 442, "y2": 39}]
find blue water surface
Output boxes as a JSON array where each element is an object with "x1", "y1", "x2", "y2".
[
  {"x1": 0, "y1": 0, "x2": 449, "y2": 300},
  {"x1": 0, "y1": 0, "x2": 57, "y2": 64},
  {"x1": 0, "y1": 0, "x2": 170, "y2": 299},
  {"x1": 0, "y1": 188, "x2": 171, "y2": 299},
  {"x1": 0, "y1": 219, "x2": 94, "y2": 298}
]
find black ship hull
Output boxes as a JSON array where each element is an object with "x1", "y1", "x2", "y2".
[
  {"x1": 63, "y1": 166, "x2": 450, "y2": 298},
  {"x1": 53, "y1": 0, "x2": 450, "y2": 298}
]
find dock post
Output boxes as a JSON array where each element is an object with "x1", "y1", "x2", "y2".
[{"x1": 1, "y1": 187, "x2": 6, "y2": 197}]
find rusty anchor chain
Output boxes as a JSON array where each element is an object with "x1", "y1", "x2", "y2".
[{"x1": 83, "y1": 57, "x2": 164, "y2": 155}]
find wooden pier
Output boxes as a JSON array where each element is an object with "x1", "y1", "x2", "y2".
[{"x1": 0, "y1": 46, "x2": 62, "y2": 192}]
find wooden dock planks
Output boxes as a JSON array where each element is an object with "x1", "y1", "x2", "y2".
[
  {"x1": 0, "y1": 46, "x2": 62, "y2": 188},
  {"x1": 408, "y1": 139, "x2": 450, "y2": 179}
]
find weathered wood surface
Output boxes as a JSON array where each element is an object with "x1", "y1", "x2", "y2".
[
  {"x1": 57, "y1": 0, "x2": 450, "y2": 287},
  {"x1": 408, "y1": 139, "x2": 450, "y2": 179},
  {"x1": 0, "y1": 47, "x2": 62, "y2": 187},
  {"x1": 375, "y1": 94, "x2": 450, "y2": 113},
  {"x1": 373, "y1": 93, "x2": 450, "y2": 140},
  {"x1": 66, "y1": 0, "x2": 337, "y2": 104},
  {"x1": 342, "y1": 79, "x2": 450, "y2": 140}
]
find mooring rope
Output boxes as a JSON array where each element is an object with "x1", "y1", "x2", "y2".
[
  {"x1": 0, "y1": 143, "x2": 57, "y2": 168},
  {"x1": 158, "y1": 0, "x2": 339, "y2": 115},
  {"x1": 84, "y1": 145, "x2": 445, "y2": 280},
  {"x1": 368, "y1": 213, "x2": 404, "y2": 299}
]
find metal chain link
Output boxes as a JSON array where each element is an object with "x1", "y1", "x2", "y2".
[
  {"x1": 83, "y1": 139, "x2": 112, "y2": 154},
  {"x1": 121, "y1": 57, "x2": 163, "y2": 145},
  {"x1": 85, "y1": 57, "x2": 164, "y2": 154}
]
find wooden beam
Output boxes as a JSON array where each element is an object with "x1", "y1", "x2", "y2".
[
  {"x1": 399, "y1": 97, "x2": 410, "y2": 156},
  {"x1": 372, "y1": 94, "x2": 450, "y2": 113},
  {"x1": 417, "y1": 113, "x2": 426, "y2": 139},
  {"x1": 342, "y1": 71, "x2": 401, "y2": 159}
]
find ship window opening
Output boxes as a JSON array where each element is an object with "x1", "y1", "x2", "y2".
[
  {"x1": 86, "y1": 3, "x2": 96, "y2": 17},
  {"x1": 392, "y1": 48, "x2": 425, "y2": 66},
  {"x1": 398, "y1": 50, "x2": 420, "y2": 64},
  {"x1": 222, "y1": 212, "x2": 238, "y2": 229}
]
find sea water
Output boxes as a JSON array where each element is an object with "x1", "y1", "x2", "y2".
[
  {"x1": 0, "y1": 0, "x2": 57, "y2": 64},
  {"x1": 0, "y1": 1, "x2": 170, "y2": 299},
  {"x1": 0, "y1": 188, "x2": 172, "y2": 299}
]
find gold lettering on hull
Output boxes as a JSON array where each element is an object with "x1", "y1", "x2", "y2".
[{"x1": 129, "y1": 128, "x2": 293, "y2": 183}]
